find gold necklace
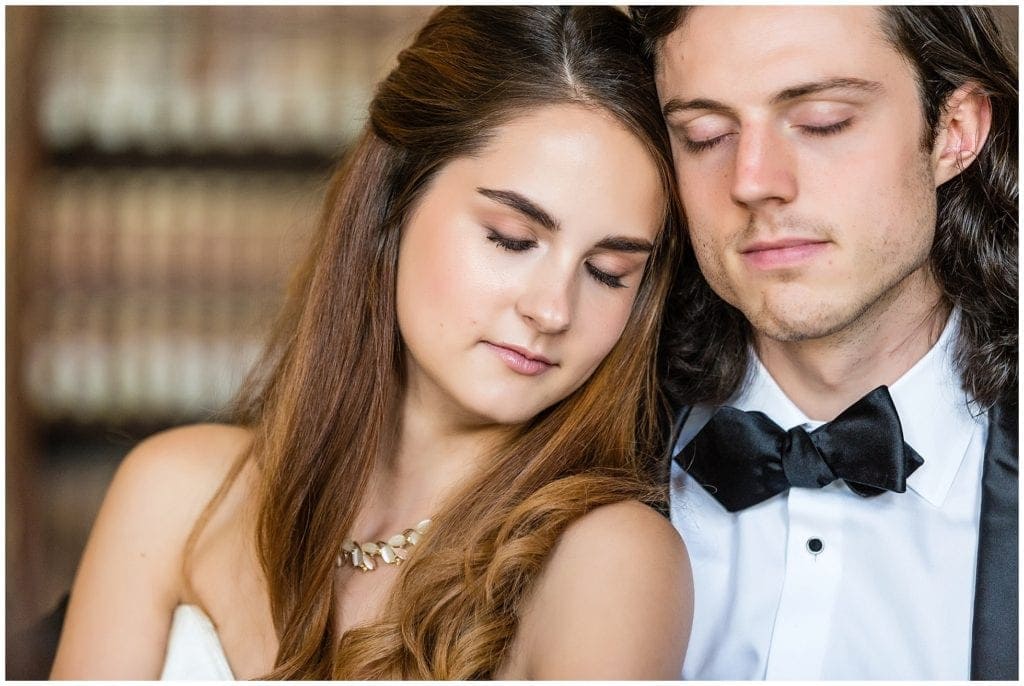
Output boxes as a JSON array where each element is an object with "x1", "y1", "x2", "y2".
[{"x1": 336, "y1": 518, "x2": 432, "y2": 572}]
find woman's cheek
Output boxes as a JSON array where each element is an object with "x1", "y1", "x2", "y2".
[{"x1": 576, "y1": 297, "x2": 633, "y2": 365}]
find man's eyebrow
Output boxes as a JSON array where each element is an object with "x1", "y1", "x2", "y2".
[
  {"x1": 594, "y1": 236, "x2": 654, "y2": 253},
  {"x1": 477, "y1": 187, "x2": 560, "y2": 232},
  {"x1": 662, "y1": 77, "x2": 884, "y2": 119},
  {"x1": 770, "y1": 77, "x2": 884, "y2": 104},
  {"x1": 663, "y1": 97, "x2": 734, "y2": 119}
]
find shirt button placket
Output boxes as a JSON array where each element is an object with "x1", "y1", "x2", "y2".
[{"x1": 764, "y1": 488, "x2": 844, "y2": 679}]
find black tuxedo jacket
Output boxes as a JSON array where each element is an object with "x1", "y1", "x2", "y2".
[
  {"x1": 670, "y1": 395, "x2": 1018, "y2": 680},
  {"x1": 971, "y1": 396, "x2": 1017, "y2": 680}
]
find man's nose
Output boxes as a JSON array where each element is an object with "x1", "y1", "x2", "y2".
[{"x1": 730, "y1": 126, "x2": 797, "y2": 207}]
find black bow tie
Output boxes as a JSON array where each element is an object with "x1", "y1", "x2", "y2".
[{"x1": 676, "y1": 386, "x2": 924, "y2": 512}]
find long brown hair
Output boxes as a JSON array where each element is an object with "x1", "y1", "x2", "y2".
[
  {"x1": 631, "y1": 5, "x2": 1018, "y2": 410},
  {"x1": 190, "y1": 6, "x2": 681, "y2": 679}
]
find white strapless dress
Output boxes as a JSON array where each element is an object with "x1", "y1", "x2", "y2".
[{"x1": 160, "y1": 604, "x2": 235, "y2": 680}]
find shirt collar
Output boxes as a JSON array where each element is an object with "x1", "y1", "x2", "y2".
[{"x1": 730, "y1": 310, "x2": 982, "y2": 507}]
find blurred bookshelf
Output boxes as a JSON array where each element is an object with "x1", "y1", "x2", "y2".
[
  {"x1": 26, "y1": 4, "x2": 436, "y2": 420},
  {"x1": 6, "y1": 5, "x2": 434, "y2": 677}
]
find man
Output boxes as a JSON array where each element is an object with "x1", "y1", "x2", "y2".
[{"x1": 631, "y1": 6, "x2": 1017, "y2": 680}]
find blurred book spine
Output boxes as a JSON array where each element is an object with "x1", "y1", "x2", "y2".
[
  {"x1": 25, "y1": 168, "x2": 322, "y2": 422},
  {"x1": 37, "y1": 6, "x2": 430, "y2": 154}
]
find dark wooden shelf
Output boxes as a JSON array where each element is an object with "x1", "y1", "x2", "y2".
[
  {"x1": 38, "y1": 415, "x2": 230, "y2": 453},
  {"x1": 47, "y1": 145, "x2": 344, "y2": 173}
]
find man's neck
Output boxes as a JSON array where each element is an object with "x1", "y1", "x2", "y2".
[{"x1": 754, "y1": 295, "x2": 951, "y2": 422}]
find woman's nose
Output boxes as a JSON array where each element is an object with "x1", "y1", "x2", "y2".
[{"x1": 515, "y1": 268, "x2": 573, "y2": 335}]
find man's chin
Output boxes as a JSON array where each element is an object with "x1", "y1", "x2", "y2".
[{"x1": 745, "y1": 302, "x2": 861, "y2": 344}]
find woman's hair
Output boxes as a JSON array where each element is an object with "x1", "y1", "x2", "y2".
[
  {"x1": 632, "y1": 5, "x2": 1018, "y2": 410},
  {"x1": 187, "y1": 6, "x2": 681, "y2": 679}
]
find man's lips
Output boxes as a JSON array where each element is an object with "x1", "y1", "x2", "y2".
[
  {"x1": 484, "y1": 342, "x2": 555, "y2": 376},
  {"x1": 739, "y1": 237, "x2": 831, "y2": 269}
]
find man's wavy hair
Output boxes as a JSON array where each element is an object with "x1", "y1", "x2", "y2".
[{"x1": 631, "y1": 6, "x2": 1018, "y2": 411}]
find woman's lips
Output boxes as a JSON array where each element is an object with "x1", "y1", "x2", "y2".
[
  {"x1": 484, "y1": 342, "x2": 555, "y2": 376},
  {"x1": 740, "y1": 239, "x2": 831, "y2": 270}
]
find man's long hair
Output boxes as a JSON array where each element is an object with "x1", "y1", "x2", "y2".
[{"x1": 632, "y1": 6, "x2": 1018, "y2": 410}]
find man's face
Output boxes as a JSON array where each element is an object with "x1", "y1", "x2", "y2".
[{"x1": 657, "y1": 7, "x2": 941, "y2": 343}]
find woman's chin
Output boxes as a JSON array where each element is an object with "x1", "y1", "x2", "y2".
[{"x1": 455, "y1": 397, "x2": 554, "y2": 428}]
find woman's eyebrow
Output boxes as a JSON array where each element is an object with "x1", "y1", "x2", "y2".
[
  {"x1": 594, "y1": 236, "x2": 654, "y2": 253},
  {"x1": 477, "y1": 187, "x2": 651, "y2": 252},
  {"x1": 477, "y1": 187, "x2": 561, "y2": 232}
]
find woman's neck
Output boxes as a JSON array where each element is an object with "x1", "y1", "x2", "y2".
[{"x1": 355, "y1": 386, "x2": 510, "y2": 539}]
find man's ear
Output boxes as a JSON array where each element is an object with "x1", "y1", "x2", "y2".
[{"x1": 931, "y1": 82, "x2": 993, "y2": 187}]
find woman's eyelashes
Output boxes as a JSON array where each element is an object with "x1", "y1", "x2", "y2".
[
  {"x1": 486, "y1": 230, "x2": 535, "y2": 252},
  {"x1": 485, "y1": 228, "x2": 627, "y2": 289},
  {"x1": 585, "y1": 263, "x2": 626, "y2": 289}
]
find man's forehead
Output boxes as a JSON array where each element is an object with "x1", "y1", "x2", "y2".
[
  {"x1": 659, "y1": 6, "x2": 897, "y2": 90},
  {"x1": 668, "y1": 5, "x2": 886, "y2": 44}
]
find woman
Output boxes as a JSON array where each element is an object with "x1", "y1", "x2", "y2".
[{"x1": 51, "y1": 6, "x2": 693, "y2": 679}]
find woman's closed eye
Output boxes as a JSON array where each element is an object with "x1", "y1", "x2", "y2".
[
  {"x1": 586, "y1": 262, "x2": 626, "y2": 289},
  {"x1": 487, "y1": 228, "x2": 631, "y2": 290},
  {"x1": 486, "y1": 228, "x2": 536, "y2": 252}
]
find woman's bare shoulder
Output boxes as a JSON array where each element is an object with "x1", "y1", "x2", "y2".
[
  {"x1": 513, "y1": 500, "x2": 693, "y2": 680},
  {"x1": 563, "y1": 499, "x2": 685, "y2": 550},
  {"x1": 120, "y1": 422, "x2": 252, "y2": 483},
  {"x1": 50, "y1": 423, "x2": 253, "y2": 678},
  {"x1": 113, "y1": 423, "x2": 257, "y2": 571},
  {"x1": 94, "y1": 422, "x2": 253, "y2": 548}
]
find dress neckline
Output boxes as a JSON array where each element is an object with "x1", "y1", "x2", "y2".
[{"x1": 161, "y1": 603, "x2": 236, "y2": 680}]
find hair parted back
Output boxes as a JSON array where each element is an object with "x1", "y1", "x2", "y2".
[
  {"x1": 630, "y1": 5, "x2": 1018, "y2": 410},
  {"x1": 186, "y1": 6, "x2": 681, "y2": 679}
]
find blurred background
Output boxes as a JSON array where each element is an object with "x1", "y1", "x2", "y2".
[
  {"x1": 6, "y1": 5, "x2": 434, "y2": 677},
  {"x1": 5, "y1": 4, "x2": 1018, "y2": 679}
]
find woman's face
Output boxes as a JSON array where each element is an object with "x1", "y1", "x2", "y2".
[{"x1": 396, "y1": 104, "x2": 665, "y2": 426}]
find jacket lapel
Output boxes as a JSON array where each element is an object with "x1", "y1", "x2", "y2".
[{"x1": 970, "y1": 395, "x2": 1018, "y2": 680}]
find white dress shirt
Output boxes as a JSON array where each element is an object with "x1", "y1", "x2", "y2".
[{"x1": 672, "y1": 313, "x2": 988, "y2": 680}]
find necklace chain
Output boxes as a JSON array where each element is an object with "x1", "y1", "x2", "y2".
[{"x1": 337, "y1": 518, "x2": 432, "y2": 572}]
